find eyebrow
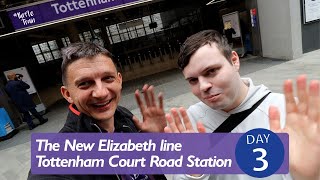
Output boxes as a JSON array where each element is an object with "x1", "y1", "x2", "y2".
[
  {"x1": 185, "y1": 77, "x2": 195, "y2": 81},
  {"x1": 202, "y1": 66, "x2": 215, "y2": 73},
  {"x1": 74, "y1": 77, "x2": 91, "y2": 85},
  {"x1": 74, "y1": 71, "x2": 117, "y2": 84},
  {"x1": 185, "y1": 64, "x2": 219, "y2": 80}
]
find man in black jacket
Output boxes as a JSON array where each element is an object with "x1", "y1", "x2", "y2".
[
  {"x1": 5, "y1": 72, "x2": 48, "y2": 130},
  {"x1": 28, "y1": 42, "x2": 167, "y2": 180}
]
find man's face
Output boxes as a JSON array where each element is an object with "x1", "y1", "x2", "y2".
[
  {"x1": 61, "y1": 54, "x2": 122, "y2": 122},
  {"x1": 183, "y1": 43, "x2": 243, "y2": 112}
]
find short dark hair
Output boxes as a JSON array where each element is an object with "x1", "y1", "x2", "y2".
[
  {"x1": 61, "y1": 42, "x2": 114, "y2": 85},
  {"x1": 178, "y1": 29, "x2": 232, "y2": 70}
]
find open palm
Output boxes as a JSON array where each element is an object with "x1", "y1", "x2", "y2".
[
  {"x1": 164, "y1": 107, "x2": 206, "y2": 133},
  {"x1": 133, "y1": 84, "x2": 166, "y2": 132},
  {"x1": 269, "y1": 75, "x2": 320, "y2": 180}
]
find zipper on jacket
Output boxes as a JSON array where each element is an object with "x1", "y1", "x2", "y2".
[
  {"x1": 122, "y1": 125, "x2": 136, "y2": 132},
  {"x1": 91, "y1": 123, "x2": 122, "y2": 180},
  {"x1": 91, "y1": 123, "x2": 103, "y2": 133}
]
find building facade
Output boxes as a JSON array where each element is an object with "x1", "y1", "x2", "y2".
[{"x1": 0, "y1": 0, "x2": 318, "y2": 126}]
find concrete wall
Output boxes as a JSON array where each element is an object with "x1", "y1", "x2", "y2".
[{"x1": 257, "y1": 0, "x2": 303, "y2": 60}]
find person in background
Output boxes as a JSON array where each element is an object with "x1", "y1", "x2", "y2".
[
  {"x1": 5, "y1": 72, "x2": 48, "y2": 130},
  {"x1": 240, "y1": 19, "x2": 253, "y2": 57},
  {"x1": 223, "y1": 21, "x2": 236, "y2": 48}
]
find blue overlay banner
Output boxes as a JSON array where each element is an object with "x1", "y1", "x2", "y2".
[
  {"x1": 31, "y1": 131, "x2": 289, "y2": 176},
  {"x1": 7, "y1": 0, "x2": 141, "y2": 30}
]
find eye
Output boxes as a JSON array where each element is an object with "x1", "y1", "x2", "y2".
[
  {"x1": 206, "y1": 68, "x2": 218, "y2": 76},
  {"x1": 188, "y1": 78, "x2": 198, "y2": 85},
  {"x1": 102, "y1": 76, "x2": 115, "y2": 83},
  {"x1": 208, "y1": 69, "x2": 216, "y2": 74},
  {"x1": 78, "y1": 81, "x2": 92, "y2": 89}
]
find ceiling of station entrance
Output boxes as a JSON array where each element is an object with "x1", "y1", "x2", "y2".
[
  {"x1": 22, "y1": 0, "x2": 206, "y2": 41},
  {"x1": 13, "y1": 0, "x2": 244, "y2": 41}
]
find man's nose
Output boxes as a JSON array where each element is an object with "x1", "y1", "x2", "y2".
[
  {"x1": 199, "y1": 77, "x2": 211, "y2": 92},
  {"x1": 92, "y1": 82, "x2": 109, "y2": 98}
]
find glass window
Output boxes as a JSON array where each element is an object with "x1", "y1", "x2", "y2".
[
  {"x1": 52, "y1": 50, "x2": 61, "y2": 59},
  {"x1": 106, "y1": 27, "x2": 114, "y2": 43},
  {"x1": 136, "y1": 23, "x2": 143, "y2": 29},
  {"x1": 32, "y1": 40, "x2": 60, "y2": 64},
  {"x1": 43, "y1": 52, "x2": 53, "y2": 61},
  {"x1": 112, "y1": 35, "x2": 121, "y2": 43},
  {"x1": 143, "y1": 16, "x2": 151, "y2": 24},
  {"x1": 32, "y1": 45, "x2": 41, "y2": 54},
  {"x1": 120, "y1": 33, "x2": 129, "y2": 41},
  {"x1": 61, "y1": 37, "x2": 70, "y2": 47},
  {"x1": 136, "y1": 28, "x2": 145, "y2": 37},
  {"x1": 153, "y1": 13, "x2": 163, "y2": 32},
  {"x1": 83, "y1": 31, "x2": 92, "y2": 42},
  {"x1": 105, "y1": 13, "x2": 164, "y2": 44},
  {"x1": 127, "y1": 27, "x2": 137, "y2": 39},
  {"x1": 39, "y1": 42, "x2": 49, "y2": 52},
  {"x1": 109, "y1": 25, "x2": 118, "y2": 35},
  {"x1": 143, "y1": 16, "x2": 153, "y2": 35},
  {"x1": 36, "y1": 54, "x2": 45, "y2": 64},
  {"x1": 48, "y1": 40, "x2": 58, "y2": 49}
]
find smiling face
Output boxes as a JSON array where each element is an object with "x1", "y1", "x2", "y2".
[
  {"x1": 183, "y1": 43, "x2": 246, "y2": 112},
  {"x1": 61, "y1": 54, "x2": 122, "y2": 122}
]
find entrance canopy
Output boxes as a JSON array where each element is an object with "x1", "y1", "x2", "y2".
[{"x1": 0, "y1": 0, "x2": 162, "y2": 38}]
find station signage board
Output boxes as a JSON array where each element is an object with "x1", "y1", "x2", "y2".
[{"x1": 7, "y1": 0, "x2": 149, "y2": 30}]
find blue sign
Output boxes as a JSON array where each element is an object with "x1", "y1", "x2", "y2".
[
  {"x1": 235, "y1": 128, "x2": 286, "y2": 178},
  {"x1": 7, "y1": 0, "x2": 141, "y2": 30}
]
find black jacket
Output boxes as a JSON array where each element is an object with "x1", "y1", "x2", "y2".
[
  {"x1": 5, "y1": 80, "x2": 36, "y2": 112},
  {"x1": 28, "y1": 104, "x2": 167, "y2": 180}
]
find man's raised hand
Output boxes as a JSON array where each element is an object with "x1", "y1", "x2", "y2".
[
  {"x1": 269, "y1": 75, "x2": 320, "y2": 180},
  {"x1": 164, "y1": 107, "x2": 205, "y2": 133},
  {"x1": 133, "y1": 84, "x2": 166, "y2": 132}
]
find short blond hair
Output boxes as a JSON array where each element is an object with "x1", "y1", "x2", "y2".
[{"x1": 7, "y1": 72, "x2": 16, "y2": 80}]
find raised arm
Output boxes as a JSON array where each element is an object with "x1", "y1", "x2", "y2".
[{"x1": 269, "y1": 75, "x2": 320, "y2": 180}]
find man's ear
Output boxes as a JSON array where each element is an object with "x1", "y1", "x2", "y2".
[
  {"x1": 230, "y1": 51, "x2": 240, "y2": 71},
  {"x1": 61, "y1": 86, "x2": 74, "y2": 104},
  {"x1": 117, "y1": 72, "x2": 122, "y2": 89}
]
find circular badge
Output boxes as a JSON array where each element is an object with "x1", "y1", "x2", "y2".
[{"x1": 235, "y1": 128, "x2": 284, "y2": 178}]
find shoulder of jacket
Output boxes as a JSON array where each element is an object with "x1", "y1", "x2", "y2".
[
  {"x1": 255, "y1": 92, "x2": 285, "y2": 114},
  {"x1": 116, "y1": 106, "x2": 133, "y2": 117},
  {"x1": 59, "y1": 108, "x2": 81, "y2": 132}
]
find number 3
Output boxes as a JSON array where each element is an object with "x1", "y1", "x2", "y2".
[{"x1": 253, "y1": 148, "x2": 268, "y2": 171}]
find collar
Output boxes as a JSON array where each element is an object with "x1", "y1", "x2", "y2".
[
  {"x1": 69, "y1": 104, "x2": 80, "y2": 116},
  {"x1": 68, "y1": 104, "x2": 137, "y2": 133}
]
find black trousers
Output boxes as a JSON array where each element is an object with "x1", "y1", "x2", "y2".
[{"x1": 22, "y1": 108, "x2": 46, "y2": 128}]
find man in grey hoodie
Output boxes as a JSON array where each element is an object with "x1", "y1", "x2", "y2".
[{"x1": 164, "y1": 30, "x2": 320, "y2": 180}]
